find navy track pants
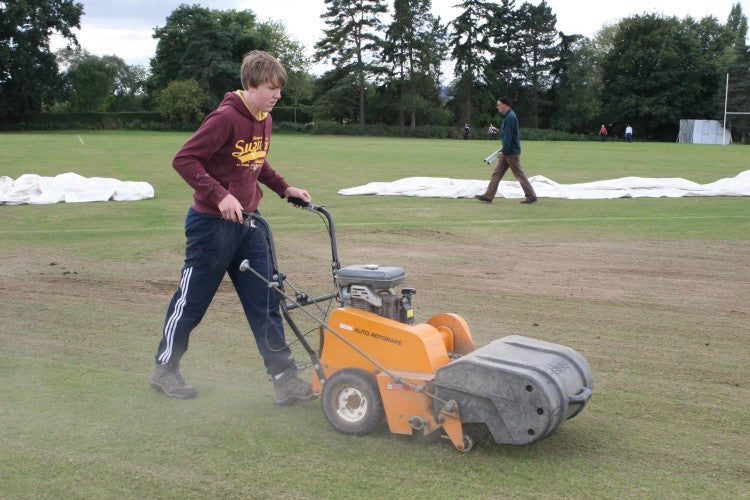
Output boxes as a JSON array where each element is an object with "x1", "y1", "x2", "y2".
[{"x1": 154, "y1": 208, "x2": 294, "y2": 376}]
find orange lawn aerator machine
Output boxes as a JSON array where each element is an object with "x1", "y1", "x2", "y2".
[{"x1": 239, "y1": 199, "x2": 593, "y2": 452}]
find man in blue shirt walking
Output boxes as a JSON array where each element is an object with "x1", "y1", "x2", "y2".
[{"x1": 475, "y1": 96, "x2": 537, "y2": 204}]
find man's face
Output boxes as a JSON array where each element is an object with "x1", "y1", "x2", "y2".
[
  {"x1": 246, "y1": 81, "x2": 282, "y2": 113},
  {"x1": 497, "y1": 100, "x2": 509, "y2": 114}
]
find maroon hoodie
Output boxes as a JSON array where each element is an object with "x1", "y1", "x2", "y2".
[{"x1": 172, "y1": 91, "x2": 290, "y2": 215}]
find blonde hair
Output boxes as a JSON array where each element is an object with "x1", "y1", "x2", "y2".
[{"x1": 240, "y1": 50, "x2": 287, "y2": 90}]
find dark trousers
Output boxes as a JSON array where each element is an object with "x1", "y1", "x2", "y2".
[
  {"x1": 155, "y1": 208, "x2": 294, "y2": 376},
  {"x1": 483, "y1": 153, "x2": 536, "y2": 199}
]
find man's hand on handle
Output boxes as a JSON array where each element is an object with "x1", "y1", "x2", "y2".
[
  {"x1": 218, "y1": 193, "x2": 244, "y2": 222},
  {"x1": 284, "y1": 186, "x2": 311, "y2": 204}
]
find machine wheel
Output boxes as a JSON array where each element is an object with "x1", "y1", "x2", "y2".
[
  {"x1": 321, "y1": 368, "x2": 384, "y2": 436},
  {"x1": 460, "y1": 434, "x2": 475, "y2": 452}
]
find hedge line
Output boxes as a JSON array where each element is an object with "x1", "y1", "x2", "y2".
[
  {"x1": 0, "y1": 112, "x2": 196, "y2": 132},
  {"x1": 1, "y1": 112, "x2": 592, "y2": 141}
]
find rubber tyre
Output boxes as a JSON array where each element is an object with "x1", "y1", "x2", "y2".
[{"x1": 321, "y1": 368, "x2": 384, "y2": 436}]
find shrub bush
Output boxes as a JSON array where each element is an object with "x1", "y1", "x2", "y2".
[
  {"x1": 0, "y1": 112, "x2": 164, "y2": 131},
  {"x1": 305, "y1": 121, "x2": 457, "y2": 139},
  {"x1": 0, "y1": 113, "x2": 597, "y2": 141}
]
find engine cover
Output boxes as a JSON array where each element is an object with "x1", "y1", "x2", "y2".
[
  {"x1": 433, "y1": 335, "x2": 593, "y2": 445},
  {"x1": 335, "y1": 264, "x2": 406, "y2": 290},
  {"x1": 335, "y1": 265, "x2": 413, "y2": 323}
]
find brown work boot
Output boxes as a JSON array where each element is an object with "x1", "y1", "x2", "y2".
[
  {"x1": 475, "y1": 194, "x2": 493, "y2": 203},
  {"x1": 273, "y1": 366, "x2": 316, "y2": 406},
  {"x1": 149, "y1": 363, "x2": 198, "y2": 399}
]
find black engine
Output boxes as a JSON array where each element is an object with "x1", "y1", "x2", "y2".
[{"x1": 334, "y1": 264, "x2": 415, "y2": 324}]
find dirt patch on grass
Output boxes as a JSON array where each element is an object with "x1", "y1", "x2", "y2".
[
  {"x1": 2, "y1": 227, "x2": 747, "y2": 387},
  {"x1": 4, "y1": 232, "x2": 747, "y2": 336}
]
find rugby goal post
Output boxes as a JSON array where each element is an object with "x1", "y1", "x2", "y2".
[{"x1": 723, "y1": 73, "x2": 750, "y2": 145}]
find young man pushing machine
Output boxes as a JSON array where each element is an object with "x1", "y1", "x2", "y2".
[{"x1": 150, "y1": 51, "x2": 315, "y2": 406}]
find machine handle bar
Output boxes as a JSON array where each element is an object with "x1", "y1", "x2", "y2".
[
  {"x1": 287, "y1": 196, "x2": 319, "y2": 212},
  {"x1": 286, "y1": 197, "x2": 341, "y2": 273}
]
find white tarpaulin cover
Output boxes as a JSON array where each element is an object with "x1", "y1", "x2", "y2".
[
  {"x1": 338, "y1": 170, "x2": 750, "y2": 200},
  {"x1": 0, "y1": 172, "x2": 155, "y2": 205}
]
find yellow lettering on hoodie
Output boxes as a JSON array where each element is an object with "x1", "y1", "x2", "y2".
[{"x1": 233, "y1": 137, "x2": 267, "y2": 167}]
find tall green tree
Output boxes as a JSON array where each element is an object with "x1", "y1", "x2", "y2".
[
  {"x1": 688, "y1": 14, "x2": 736, "y2": 111},
  {"x1": 485, "y1": 0, "x2": 518, "y2": 90},
  {"x1": 155, "y1": 79, "x2": 210, "y2": 123},
  {"x1": 66, "y1": 53, "x2": 120, "y2": 112},
  {"x1": 382, "y1": 0, "x2": 447, "y2": 126},
  {"x1": 283, "y1": 68, "x2": 314, "y2": 123},
  {"x1": 109, "y1": 63, "x2": 148, "y2": 112},
  {"x1": 449, "y1": 0, "x2": 496, "y2": 125},
  {"x1": 0, "y1": 0, "x2": 83, "y2": 118},
  {"x1": 725, "y1": 3, "x2": 750, "y2": 142},
  {"x1": 57, "y1": 48, "x2": 148, "y2": 112},
  {"x1": 312, "y1": 66, "x2": 359, "y2": 124},
  {"x1": 149, "y1": 6, "x2": 258, "y2": 109},
  {"x1": 513, "y1": 1, "x2": 559, "y2": 127},
  {"x1": 548, "y1": 35, "x2": 602, "y2": 133},
  {"x1": 149, "y1": 6, "x2": 306, "y2": 112},
  {"x1": 315, "y1": 0, "x2": 387, "y2": 129},
  {"x1": 601, "y1": 14, "x2": 728, "y2": 140}
]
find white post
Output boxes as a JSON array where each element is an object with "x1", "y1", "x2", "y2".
[{"x1": 723, "y1": 73, "x2": 729, "y2": 146}]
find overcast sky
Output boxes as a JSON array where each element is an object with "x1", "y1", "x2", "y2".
[{"x1": 51, "y1": 0, "x2": 746, "y2": 73}]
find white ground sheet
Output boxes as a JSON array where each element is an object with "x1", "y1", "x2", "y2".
[
  {"x1": 338, "y1": 170, "x2": 750, "y2": 200},
  {"x1": 0, "y1": 173, "x2": 155, "y2": 205}
]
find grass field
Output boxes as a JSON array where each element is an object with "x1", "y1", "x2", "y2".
[{"x1": 1, "y1": 131, "x2": 748, "y2": 498}]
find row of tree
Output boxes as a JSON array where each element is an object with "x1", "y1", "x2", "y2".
[{"x1": 1, "y1": 0, "x2": 748, "y2": 141}]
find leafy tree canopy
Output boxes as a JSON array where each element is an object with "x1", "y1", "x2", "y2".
[
  {"x1": 315, "y1": 0, "x2": 387, "y2": 128},
  {"x1": 601, "y1": 14, "x2": 731, "y2": 140},
  {"x1": 381, "y1": 0, "x2": 447, "y2": 126},
  {"x1": 148, "y1": 5, "x2": 305, "y2": 111},
  {"x1": 155, "y1": 78, "x2": 209, "y2": 123},
  {"x1": 0, "y1": 0, "x2": 83, "y2": 118}
]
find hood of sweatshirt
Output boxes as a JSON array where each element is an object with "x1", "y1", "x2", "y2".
[{"x1": 224, "y1": 90, "x2": 268, "y2": 122}]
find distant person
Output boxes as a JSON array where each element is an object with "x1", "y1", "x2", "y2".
[
  {"x1": 625, "y1": 124, "x2": 633, "y2": 143},
  {"x1": 599, "y1": 124, "x2": 608, "y2": 142},
  {"x1": 463, "y1": 123, "x2": 471, "y2": 140},
  {"x1": 149, "y1": 51, "x2": 315, "y2": 406},
  {"x1": 487, "y1": 123, "x2": 499, "y2": 140},
  {"x1": 475, "y1": 96, "x2": 537, "y2": 204}
]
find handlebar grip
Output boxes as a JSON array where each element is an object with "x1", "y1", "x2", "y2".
[
  {"x1": 287, "y1": 196, "x2": 309, "y2": 208},
  {"x1": 287, "y1": 196, "x2": 318, "y2": 211}
]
